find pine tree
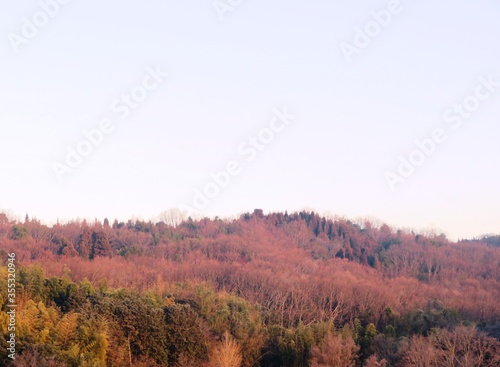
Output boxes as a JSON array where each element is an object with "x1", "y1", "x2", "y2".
[
  {"x1": 57, "y1": 237, "x2": 78, "y2": 257},
  {"x1": 91, "y1": 230, "x2": 112, "y2": 259},
  {"x1": 77, "y1": 228, "x2": 92, "y2": 260}
]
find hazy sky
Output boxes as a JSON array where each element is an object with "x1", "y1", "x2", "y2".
[{"x1": 1, "y1": 0, "x2": 499, "y2": 240}]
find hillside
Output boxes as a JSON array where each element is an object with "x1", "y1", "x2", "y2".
[{"x1": 1, "y1": 210, "x2": 499, "y2": 366}]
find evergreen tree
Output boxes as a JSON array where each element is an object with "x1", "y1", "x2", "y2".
[
  {"x1": 77, "y1": 228, "x2": 92, "y2": 260},
  {"x1": 91, "y1": 231, "x2": 112, "y2": 259}
]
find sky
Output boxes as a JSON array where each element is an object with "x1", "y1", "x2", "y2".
[{"x1": 0, "y1": 0, "x2": 499, "y2": 240}]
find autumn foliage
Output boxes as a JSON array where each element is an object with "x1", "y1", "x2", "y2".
[{"x1": 0, "y1": 210, "x2": 499, "y2": 366}]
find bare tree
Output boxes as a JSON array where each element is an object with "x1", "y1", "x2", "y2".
[
  {"x1": 158, "y1": 208, "x2": 187, "y2": 227},
  {"x1": 431, "y1": 326, "x2": 500, "y2": 367},
  {"x1": 401, "y1": 327, "x2": 500, "y2": 367},
  {"x1": 400, "y1": 334, "x2": 439, "y2": 367},
  {"x1": 363, "y1": 355, "x2": 387, "y2": 367},
  {"x1": 310, "y1": 333, "x2": 359, "y2": 367}
]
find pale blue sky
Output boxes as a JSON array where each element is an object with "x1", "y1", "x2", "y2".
[{"x1": 0, "y1": 0, "x2": 499, "y2": 239}]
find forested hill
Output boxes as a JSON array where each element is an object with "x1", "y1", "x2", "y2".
[
  {"x1": 459, "y1": 234, "x2": 500, "y2": 247},
  {"x1": 1, "y1": 210, "x2": 499, "y2": 366}
]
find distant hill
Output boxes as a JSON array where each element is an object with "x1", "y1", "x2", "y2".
[{"x1": 460, "y1": 235, "x2": 500, "y2": 247}]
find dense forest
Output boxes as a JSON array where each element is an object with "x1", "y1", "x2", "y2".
[{"x1": 0, "y1": 210, "x2": 499, "y2": 367}]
